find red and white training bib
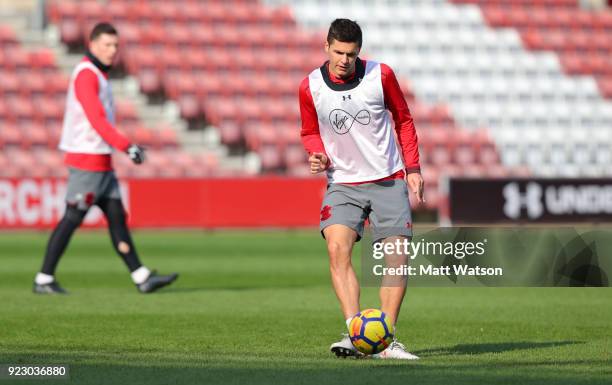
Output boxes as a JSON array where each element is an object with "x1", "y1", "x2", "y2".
[
  {"x1": 59, "y1": 61, "x2": 115, "y2": 154},
  {"x1": 308, "y1": 60, "x2": 405, "y2": 183}
]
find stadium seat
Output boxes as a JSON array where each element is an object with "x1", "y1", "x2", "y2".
[{"x1": 258, "y1": 143, "x2": 283, "y2": 171}]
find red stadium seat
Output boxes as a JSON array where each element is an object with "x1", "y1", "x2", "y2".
[
  {"x1": 598, "y1": 77, "x2": 612, "y2": 99},
  {"x1": 0, "y1": 25, "x2": 18, "y2": 47},
  {"x1": 175, "y1": 2, "x2": 205, "y2": 25},
  {"x1": 0, "y1": 152, "x2": 9, "y2": 172},
  {"x1": 50, "y1": 74, "x2": 69, "y2": 97},
  {"x1": 161, "y1": 49, "x2": 186, "y2": 75},
  {"x1": 131, "y1": 126, "x2": 156, "y2": 148},
  {"x1": 224, "y1": 75, "x2": 250, "y2": 98},
  {"x1": 204, "y1": 98, "x2": 234, "y2": 126},
  {"x1": 23, "y1": 72, "x2": 47, "y2": 98},
  {"x1": 453, "y1": 144, "x2": 476, "y2": 166},
  {"x1": 240, "y1": 100, "x2": 264, "y2": 125},
  {"x1": 271, "y1": 6, "x2": 295, "y2": 27},
  {"x1": 1, "y1": 125, "x2": 23, "y2": 148},
  {"x1": 115, "y1": 101, "x2": 138, "y2": 124},
  {"x1": 251, "y1": 5, "x2": 275, "y2": 26},
  {"x1": 204, "y1": 50, "x2": 232, "y2": 73},
  {"x1": 166, "y1": 25, "x2": 191, "y2": 48},
  {"x1": 107, "y1": 2, "x2": 129, "y2": 23},
  {"x1": 284, "y1": 143, "x2": 306, "y2": 168},
  {"x1": 59, "y1": 20, "x2": 81, "y2": 47},
  {"x1": 29, "y1": 49, "x2": 56, "y2": 71},
  {"x1": 164, "y1": 73, "x2": 191, "y2": 99},
  {"x1": 177, "y1": 95, "x2": 201, "y2": 121},
  {"x1": 23, "y1": 123, "x2": 50, "y2": 149},
  {"x1": 47, "y1": 0, "x2": 77, "y2": 23},
  {"x1": 0, "y1": 71, "x2": 20, "y2": 97},
  {"x1": 37, "y1": 97, "x2": 64, "y2": 125},
  {"x1": 190, "y1": 25, "x2": 215, "y2": 48},
  {"x1": 34, "y1": 150, "x2": 65, "y2": 177},
  {"x1": 138, "y1": 69, "x2": 161, "y2": 95},
  {"x1": 157, "y1": 2, "x2": 181, "y2": 25},
  {"x1": 197, "y1": 76, "x2": 224, "y2": 100},
  {"x1": 257, "y1": 50, "x2": 281, "y2": 73},
  {"x1": 244, "y1": 123, "x2": 276, "y2": 150},
  {"x1": 157, "y1": 128, "x2": 179, "y2": 149},
  {"x1": 258, "y1": 143, "x2": 283, "y2": 171},
  {"x1": 10, "y1": 98, "x2": 35, "y2": 123},
  {"x1": 117, "y1": 23, "x2": 140, "y2": 48},
  {"x1": 5, "y1": 48, "x2": 29, "y2": 71},
  {"x1": 559, "y1": 54, "x2": 587, "y2": 75},
  {"x1": 183, "y1": 50, "x2": 207, "y2": 72},
  {"x1": 80, "y1": 1, "x2": 105, "y2": 27},
  {"x1": 218, "y1": 121, "x2": 243, "y2": 146},
  {"x1": 234, "y1": 50, "x2": 258, "y2": 74}
]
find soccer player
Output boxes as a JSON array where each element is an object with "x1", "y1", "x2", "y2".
[
  {"x1": 299, "y1": 19, "x2": 423, "y2": 359},
  {"x1": 33, "y1": 22, "x2": 178, "y2": 294}
]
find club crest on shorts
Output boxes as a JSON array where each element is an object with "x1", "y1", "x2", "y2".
[{"x1": 320, "y1": 205, "x2": 332, "y2": 221}]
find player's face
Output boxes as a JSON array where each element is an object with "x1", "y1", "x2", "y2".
[
  {"x1": 89, "y1": 33, "x2": 119, "y2": 66},
  {"x1": 325, "y1": 39, "x2": 360, "y2": 79}
]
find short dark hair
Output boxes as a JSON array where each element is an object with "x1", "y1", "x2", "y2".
[
  {"x1": 90, "y1": 22, "x2": 118, "y2": 41},
  {"x1": 327, "y1": 19, "x2": 362, "y2": 48}
]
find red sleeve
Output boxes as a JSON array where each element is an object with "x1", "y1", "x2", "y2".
[
  {"x1": 381, "y1": 64, "x2": 420, "y2": 173},
  {"x1": 299, "y1": 77, "x2": 328, "y2": 157},
  {"x1": 74, "y1": 69, "x2": 130, "y2": 152}
]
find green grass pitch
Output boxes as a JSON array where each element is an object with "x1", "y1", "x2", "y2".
[{"x1": 0, "y1": 230, "x2": 610, "y2": 385}]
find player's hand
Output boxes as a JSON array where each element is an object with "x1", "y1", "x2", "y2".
[
  {"x1": 406, "y1": 172, "x2": 425, "y2": 203},
  {"x1": 308, "y1": 153, "x2": 329, "y2": 174},
  {"x1": 127, "y1": 144, "x2": 146, "y2": 165}
]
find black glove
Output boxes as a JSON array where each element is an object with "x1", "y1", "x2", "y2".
[{"x1": 127, "y1": 144, "x2": 146, "y2": 165}]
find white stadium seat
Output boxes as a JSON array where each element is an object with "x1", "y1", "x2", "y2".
[{"x1": 265, "y1": 0, "x2": 612, "y2": 176}]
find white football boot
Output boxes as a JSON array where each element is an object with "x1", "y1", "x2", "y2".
[
  {"x1": 372, "y1": 340, "x2": 419, "y2": 360},
  {"x1": 330, "y1": 333, "x2": 361, "y2": 358}
]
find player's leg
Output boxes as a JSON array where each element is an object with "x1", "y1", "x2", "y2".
[
  {"x1": 320, "y1": 184, "x2": 368, "y2": 357},
  {"x1": 96, "y1": 171, "x2": 177, "y2": 293},
  {"x1": 97, "y1": 197, "x2": 143, "y2": 272},
  {"x1": 34, "y1": 168, "x2": 96, "y2": 294},
  {"x1": 369, "y1": 179, "x2": 419, "y2": 359},
  {"x1": 324, "y1": 224, "x2": 360, "y2": 321},
  {"x1": 325, "y1": 224, "x2": 362, "y2": 357},
  {"x1": 34, "y1": 205, "x2": 88, "y2": 294},
  {"x1": 378, "y1": 235, "x2": 409, "y2": 325}
]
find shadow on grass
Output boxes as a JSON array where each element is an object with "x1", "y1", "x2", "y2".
[
  {"x1": 1, "y1": 349, "x2": 609, "y2": 385},
  {"x1": 416, "y1": 340, "x2": 584, "y2": 356},
  {"x1": 152, "y1": 284, "x2": 312, "y2": 294}
]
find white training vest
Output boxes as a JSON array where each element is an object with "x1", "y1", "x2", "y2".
[
  {"x1": 308, "y1": 60, "x2": 405, "y2": 183},
  {"x1": 59, "y1": 61, "x2": 115, "y2": 154}
]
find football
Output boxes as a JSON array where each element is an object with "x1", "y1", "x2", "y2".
[{"x1": 348, "y1": 309, "x2": 394, "y2": 355}]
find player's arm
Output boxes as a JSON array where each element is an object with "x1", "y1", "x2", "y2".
[
  {"x1": 299, "y1": 78, "x2": 329, "y2": 174},
  {"x1": 74, "y1": 69, "x2": 145, "y2": 164},
  {"x1": 381, "y1": 64, "x2": 424, "y2": 202}
]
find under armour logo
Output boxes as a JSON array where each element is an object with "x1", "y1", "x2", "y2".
[
  {"x1": 342, "y1": 95, "x2": 351, "y2": 101},
  {"x1": 503, "y1": 182, "x2": 543, "y2": 219}
]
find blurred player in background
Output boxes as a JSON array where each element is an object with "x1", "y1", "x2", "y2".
[
  {"x1": 33, "y1": 22, "x2": 178, "y2": 294},
  {"x1": 299, "y1": 19, "x2": 424, "y2": 359}
]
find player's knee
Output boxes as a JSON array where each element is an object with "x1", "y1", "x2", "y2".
[
  {"x1": 64, "y1": 205, "x2": 87, "y2": 226},
  {"x1": 117, "y1": 241, "x2": 130, "y2": 254},
  {"x1": 327, "y1": 241, "x2": 352, "y2": 268}
]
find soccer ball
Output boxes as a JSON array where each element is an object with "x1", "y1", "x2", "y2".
[{"x1": 348, "y1": 309, "x2": 394, "y2": 355}]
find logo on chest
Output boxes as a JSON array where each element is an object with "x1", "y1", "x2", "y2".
[{"x1": 329, "y1": 108, "x2": 371, "y2": 135}]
